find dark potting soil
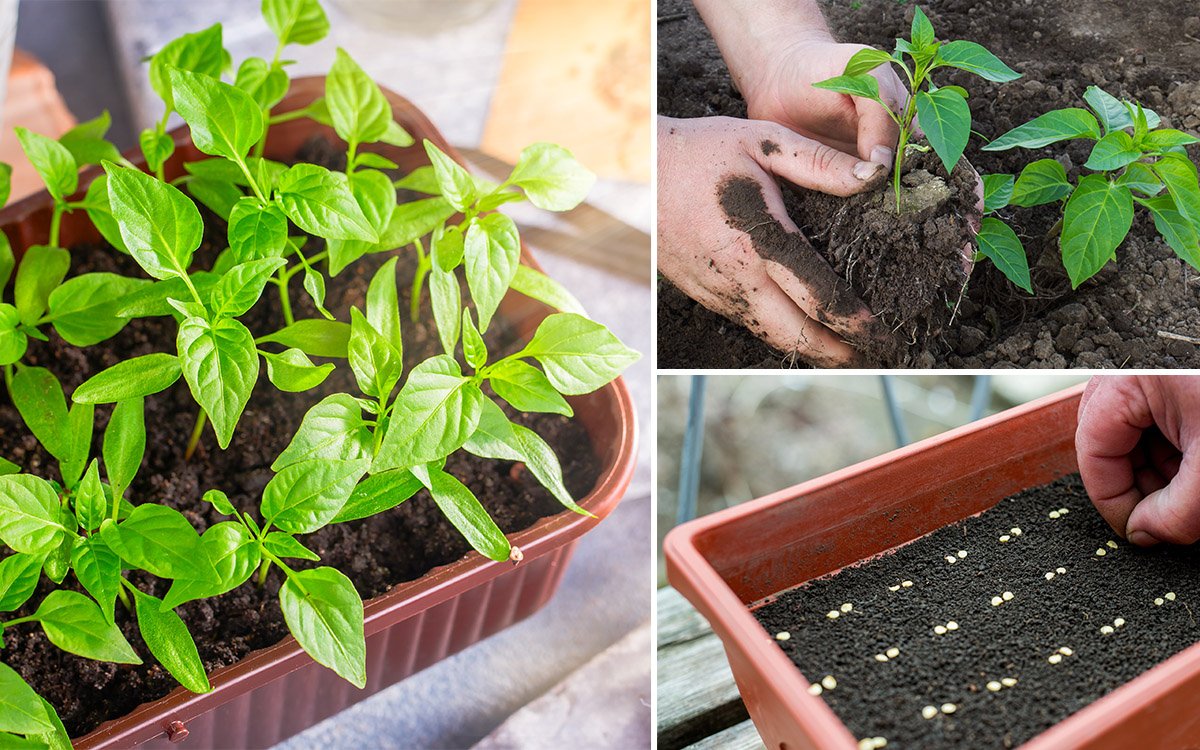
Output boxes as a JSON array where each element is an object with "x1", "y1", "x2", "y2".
[
  {"x1": 754, "y1": 474, "x2": 1200, "y2": 749},
  {"x1": 0, "y1": 137, "x2": 603, "y2": 738},
  {"x1": 658, "y1": 0, "x2": 1200, "y2": 368}
]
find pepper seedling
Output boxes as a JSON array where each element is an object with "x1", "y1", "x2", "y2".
[
  {"x1": 813, "y1": 6, "x2": 1020, "y2": 209},
  {"x1": 981, "y1": 86, "x2": 1200, "y2": 288}
]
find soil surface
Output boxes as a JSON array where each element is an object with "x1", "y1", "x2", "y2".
[
  {"x1": 658, "y1": 0, "x2": 1200, "y2": 368},
  {"x1": 0, "y1": 137, "x2": 602, "y2": 738},
  {"x1": 755, "y1": 474, "x2": 1200, "y2": 749}
]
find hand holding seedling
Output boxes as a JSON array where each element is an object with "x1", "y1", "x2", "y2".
[
  {"x1": 657, "y1": 116, "x2": 885, "y2": 365},
  {"x1": 1077, "y1": 376, "x2": 1200, "y2": 546}
]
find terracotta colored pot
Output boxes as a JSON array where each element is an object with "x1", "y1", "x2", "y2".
[
  {"x1": 666, "y1": 384, "x2": 1200, "y2": 750},
  {"x1": 0, "y1": 77, "x2": 638, "y2": 749}
]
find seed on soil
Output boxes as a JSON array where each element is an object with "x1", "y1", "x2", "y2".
[
  {"x1": 1114, "y1": 617, "x2": 1126, "y2": 628},
  {"x1": 921, "y1": 705, "x2": 938, "y2": 720},
  {"x1": 1155, "y1": 597, "x2": 1165, "y2": 606},
  {"x1": 808, "y1": 683, "x2": 823, "y2": 696},
  {"x1": 886, "y1": 647, "x2": 900, "y2": 658},
  {"x1": 1045, "y1": 572, "x2": 1055, "y2": 580},
  {"x1": 945, "y1": 555, "x2": 958, "y2": 564},
  {"x1": 1048, "y1": 654, "x2": 1062, "y2": 664},
  {"x1": 1056, "y1": 567, "x2": 1067, "y2": 574},
  {"x1": 1100, "y1": 625, "x2": 1114, "y2": 635},
  {"x1": 901, "y1": 580, "x2": 913, "y2": 588},
  {"x1": 888, "y1": 585, "x2": 900, "y2": 592},
  {"x1": 1059, "y1": 647, "x2": 1073, "y2": 656},
  {"x1": 1049, "y1": 511, "x2": 1060, "y2": 519},
  {"x1": 999, "y1": 535, "x2": 1011, "y2": 542},
  {"x1": 986, "y1": 681, "x2": 1002, "y2": 692},
  {"x1": 1001, "y1": 677, "x2": 1018, "y2": 687},
  {"x1": 934, "y1": 625, "x2": 947, "y2": 635},
  {"x1": 957, "y1": 550, "x2": 968, "y2": 558},
  {"x1": 827, "y1": 610, "x2": 840, "y2": 619},
  {"x1": 1095, "y1": 548, "x2": 1107, "y2": 556},
  {"x1": 941, "y1": 703, "x2": 957, "y2": 714},
  {"x1": 1011, "y1": 527, "x2": 1022, "y2": 536},
  {"x1": 858, "y1": 736, "x2": 888, "y2": 750},
  {"x1": 822, "y1": 675, "x2": 838, "y2": 690},
  {"x1": 1106, "y1": 540, "x2": 1118, "y2": 549},
  {"x1": 1167, "y1": 592, "x2": 1177, "y2": 601},
  {"x1": 775, "y1": 631, "x2": 791, "y2": 641},
  {"x1": 1002, "y1": 591, "x2": 1014, "y2": 601},
  {"x1": 991, "y1": 596, "x2": 1003, "y2": 606},
  {"x1": 1059, "y1": 508, "x2": 1070, "y2": 515},
  {"x1": 841, "y1": 602, "x2": 853, "y2": 613},
  {"x1": 946, "y1": 621, "x2": 959, "y2": 631},
  {"x1": 874, "y1": 653, "x2": 889, "y2": 662}
]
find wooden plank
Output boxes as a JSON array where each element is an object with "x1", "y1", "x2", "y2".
[
  {"x1": 658, "y1": 586, "x2": 714, "y2": 648},
  {"x1": 685, "y1": 719, "x2": 767, "y2": 750}
]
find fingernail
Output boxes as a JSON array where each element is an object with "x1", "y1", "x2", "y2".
[
  {"x1": 1128, "y1": 529, "x2": 1160, "y2": 547},
  {"x1": 853, "y1": 161, "x2": 884, "y2": 181},
  {"x1": 870, "y1": 146, "x2": 894, "y2": 167}
]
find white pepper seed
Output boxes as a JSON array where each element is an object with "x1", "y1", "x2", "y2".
[
  {"x1": 945, "y1": 555, "x2": 957, "y2": 564},
  {"x1": 934, "y1": 625, "x2": 947, "y2": 635},
  {"x1": 886, "y1": 647, "x2": 900, "y2": 658},
  {"x1": 1059, "y1": 647, "x2": 1073, "y2": 656},
  {"x1": 857, "y1": 740, "x2": 873, "y2": 750},
  {"x1": 1100, "y1": 625, "x2": 1114, "y2": 635},
  {"x1": 874, "y1": 654, "x2": 888, "y2": 662},
  {"x1": 1048, "y1": 654, "x2": 1063, "y2": 664},
  {"x1": 1011, "y1": 527, "x2": 1022, "y2": 536},
  {"x1": 775, "y1": 631, "x2": 791, "y2": 641},
  {"x1": 1049, "y1": 511, "x2": 1060, "y2": 519},
  {"x1": 828, "y1": 610, "x2": 840, "y2": 619},
  {"x1": 991, "y1": 596, "x2": 1003, "y2": 606},
  {"x1": 999, "y1": 535, "x2": 1011, "y2": 542},
  {"x1": 873, "y1": 739, "x2": 887, "y2": 749},
  {"x1": 921, "y1": 706, "x2": 938, "y2": 720},
  {"x1": 1045, "y1": 572, "x2": 1055, "y2": 580},
  {"x1": 1001, "y1": 677, "x2": 1018, "y2": 687},
  {"x1": 808, "y1": 683, "x2": 823, "y2": 696},
  {"x1": 1166, "y1": 592, "x2": 1177, "y2": 601},
  {"x1": 1114, "y1": 617, "x2": 1126, "y2": 627},
  {"x1": 1155, "y1": 598, "x2": 1165, "y2": 606},
  {"x1": 941, "y1": 703, "x2": 957, "y2": 714},
  {"x1": 946, "y1": 621, "x2": 959, "y2": 631},
  {"x1": 986, "y1": 681, "x2": 1002, "y2": 692},
  {"x1": 841, "y1": 603, "x2": 853, "y2": 613},
  {"x1": 1106, "y1": 540, "x2": 1118, "y2": 549},
  {"x1": 1059, "y1": 508, "x2": 1070, "y2": 514},
  {"x1": 1095, "y1": 549, "x2": 1107, "y2": 556},
  {"x1": 1056, "y1": 567, "x2": 1067, "y2": 574},
  {"x1": 888, "y1": 585, "x2": 900, "y2": 592},
  {"x1": 1002, "y1": 591, "x2": 1014, "y2": 601},
  {"x1": 822, "y1": 675, "x2": 837, "y2": 690},
  {"x1": 901, "y1": 580, "x2": 913, "y2": 588},
  {"x1": 957, "y1": 550, "x2": 968, "y2": 558}
]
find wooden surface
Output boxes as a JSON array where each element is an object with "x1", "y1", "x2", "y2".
[{"x1": 658, "y1": 586, "x2": 766, "y2": 750}]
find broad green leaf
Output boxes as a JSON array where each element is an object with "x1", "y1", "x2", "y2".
[
  {"x1": 47, "y1": 273, "x2": 149, "y2": 346},
  {"x1": 263, "y1": 458, "x2": 368, "y2": 534},
  {"x1": 185, "y1": 177, "x2": 242, "y2": 221},
  {"x1": 276, "y1": 164, "x2": 378, "y2": 241},
  {"x1": 508, "y1": 143, "x2": 596, "y2": 212},
  {"x1": 59, "y1": 401, "x2": 94, "y2": 489},
  {"x1": 377, "y1": 196, "x2": 455, "y2": 249},
  {"x1": 1010, "y1": 159, "x2": 1073, "y2": 207},
  {"x1": 366, "y1": 257, "x2": 402, "y2": 352},
  {"x1": 428, "y1": 266, "x2": 462, "y2": 356},
  {"x1": 1144, "y1": 129, "x2": 1200, "y2": 150},
  {"x1": 202, "y1": 489, "x2": 236, "y2": 516},
  {"x1": 1060, "y1": 175, "x2": 1134, "y2": 288},
  {"x1": 1153, "y1": 153, "x2": 1200, "y2": 230},
  {"x1": 0, "y1": 304, "x2": 24, "y2": 367},
  {"x1": 102, "y1": 504, "x2": 216, "y2": 581},
  {"x1": 411, "y1": 464, "x2": 509, "y2": 561},
  {"x1": 0, "y1": 663, "x2": 55, "y2": 735},
  {"x1": 983, "y1": 108, "x2": 1102, "y2": 151},
  {"x1": 509, "y1": 265, "x2": 587, "y2": 316},
  {"x1": 936, "y1": 40, "x2": 1020, "y2": 82},
  {"x1": 433, "y1": 224, "x2": 465, "y2": 271},
  {"x1": 380, "y1": 119, "x2": 413, "y2": 147},
  {"x1": 103, "y1": 163, "x2": 202, "y2": 281},
  {"x1": 279, "y1": 567, "x2": 365, "y2": 687},
  {"x1": 15, "y1": 128, "x2": 77, "y2": 202},
  {"x1": 325, "y1": 169, "x2": 398, "y2": 275},
  {"x1": 374, "y1": 356, "x2": 484, "y2": 470},
  {"x1": 259, "y1": 319, "x2": 352, "y2": 358},
  {"x1": 32, "y1": 697, "x2": 70, "y2": 750},
  {"x1": 131, "y1": 588, "x2": 211, "y2": 693},
  {"x1": 73, "y1": 461, "x2": 108, "y2": 532},
  {"x1": 263, "y1": 0, "x2": 330, "y2": 46},
  {"x1": 394, "y1": 166, "x2": 439, "y2": 195},
  {"x1": 263, "y1": 348, "x2": 334, "y2": 392},
  {"x1": 977, "y1": 217, "x2": 1032, "y2": 293},
  {"x1": 811, "y1": 74, "x2": 881, "y2": 102},
  {"x1": 228, "y1": 199, "x2": 288, "y2": 263},
  {"x1": 910, "y1": 6, "x2": 935, "y2": 48},
  {"x1": 33, "y1": 590, "x2": 141, "y2": 664},
  {"x1": 233, "y1": 56, "x2": 289, "y2": 110},
  {"x1": 139, "y1": 128, "x2": 175, "y2": 176},
  {"x1": 461, "y1": 310, "x2": 487, "y2": 369},
  {"x1": 1085, "y1": 131, "x2": 1143, "y2": 171},
  {"x1": 13, "y1": 245, "x2": 69, "y2": 325},
  {"x1": 264, "y1": 532, "x2": 320, "y2": 561},
  {"x1": 1118, "y1": 161, "x2": 1163, "y2": 196},
  {"x1": 210, "y1": 258, "x2": 287, "y2": 318},
  {"x1": 520, "y1": 313, "x2": 639, "y2": 395},
  {"x1": 1084, "y1": 86, "x2": 1133, "y2": 133},
  {"x1": 169, "y1": 67, "x2": 263, "y2": 161},
  {"x1": 11, "y1": 366, "x2": 68, "y2": 459},
  {"x1": 162, "y1": 522, "x2": 260, "y2": 609},
  {"x1": 1141, "y1": 194, "x2": 1200, "y2": 271},
  {"x1": 981, "y1": 174, "x2": 1014, "y2": 213},
  {"x1": 423, "y1": 140, "x2": 476, "y2": 211},
  {"x1": 464, "y1": 212, "x2": 520, "y2": 330},
  {"x1": 327, "y1": 48, "x2": 391, "y2": 145},
  {"x1": 73, "y1": 353, "x2": 182, "y2": 403},
  {"x1": 842, "y1": 48, "x2": 894, "y2": 76},
  {"x1": 82, "y1": 174, "x2": 129, "y2": 254},
  {"x1": 0, "y1": 553, "x2": 44, "y2": 612},
  {"x1": 915, "y1": 88, "x2": 971, "y2": 176},
  {"x1": 58, "y1": 111, "x2": 123, "y2": 168},
  {"x1": 148, "y1": 23, "x2": 226, "y2": 112},
  {"x1": 354, "y1": 152, "x2": 399, "y2": 171},
  {"x1": 104, "y1": 398, "x2": 146, "y2": 505},
  {"x1": 273, "y1": 394, "x2": 373, "y2": 470},
  {"x1": 348, "y1": 308, "x2": 402, "y2": 400},
  {"x1": 70, "y1": 535, "x2": 120, "y2": 623},
  {"x1": 331, "y1": 469, "x2": 422, "y2": 524},
  {"x1": 42, "y1": 535, "x2": 71, "y2": 586},
  {"x1": 488, "y1": 359, "x2": 572, "y2": 416},
  {"x1": 178, "y1": 316, "x2": 259, "y2": 449}
]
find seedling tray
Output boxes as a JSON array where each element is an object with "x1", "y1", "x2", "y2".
[
  {"x1": 0, "y1": 77, "x2": 637, "y2": 749},
  {"x1": 665, "y1": 385, "x2": 1200, "y2": 750}
]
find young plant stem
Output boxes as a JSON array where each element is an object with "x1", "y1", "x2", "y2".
[
  {"x1": 2, "y1": 364, "x2": 12, "y2": 399},
  {"x1": 410, "y1": 239, "x2": 429, "y2": 323},
  {"x1": 275, "y1": 276, "x2": 295, "y2": 326},
  {"x1": 184, "y1": 410, "x2": 208, "y2": 461},
  {"x1": 257, "y1": 558, "x2": 272, "y2": 586},
  {"x1": 116, "y1": 578, "x2": 134, "y2": 610},
  {"x1": 48, "y1": 203, "x2": 64, "y2": 248}
]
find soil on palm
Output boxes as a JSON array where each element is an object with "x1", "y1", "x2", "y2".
[{"x1": 754, "y1": 474, "x2": 1200, "y2": 749}]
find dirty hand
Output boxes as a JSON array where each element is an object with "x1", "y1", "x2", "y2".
[
  {"x1": 657, "y1": 115, "x2": 887, "y2": 366},
  {"x1": 1076, "y1": 375, "x2": 1200, "y2": 546}
]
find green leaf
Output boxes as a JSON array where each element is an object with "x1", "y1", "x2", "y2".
[
  {"x1": 508, "y1": 143, "x2": 596, "y2": 211},
  {"x1": 433, "y1": 224, "x2": 465, "y2": 271},
  {"x1": 42, "y1": 536, "x2": 71, "y2": 586},
  {"x1": 103, "y1": 504, "x2": 215, "y2": 581},
  {"x1": 200, "y1": 489, "x2": 235, "y2": 516},
  {"x1": 910, "y1": 6, "x2": 936, "y2": 48},
  {"x1": 521, "y1": 313, "x2": 639, "y2": 395},
  {"x1": 1144, "y1": 129, "x2": 1200, "y2": 149},
  {"x1": 327, "y1": 48, "x2": 391, "y2": 145},
  {"x1": 11, "y1": 366, "x2": 68, "y2": 459},
  {"x1": 1153, "y1": 153, "x2": 1200, "y2": 230},
  {"x1": 47, "y1": 273, "x2": 149, "y2": 346},
  {"x1": 375, "y1": 356, "x2": 484, "y2": 470},
  {"x1": 13, "y1": 245, "x2": 69, "y2": 326},
  {"x1": 279, "y1": 567, "x2": 365, "y2": 687},
  {"x1": 130, "y1": 587, "x2": 211, "y2": 693},
  {"x1": 461, "y1": 310, "x2": 487, "y2": 369},
  {"x1": 178, "y1": 316, "x2": 259, "y2": 449},
  {"x1": 915, "y1": 88, "x2": 971, "y2": 176},
  {"x1": 395, "y1": 166, "x2": 439, "y2": 194},
  {"x1": 162, "y1": 522, "x2": 259, "y2": 610},
  {"x1": 264, "y1": 532, "x2": 320, "y2": 561},
  {"x1": 32, "y1": 590, "x2": 141, "y2": 664},
  {"x1": 428, "y1": 266, "x2": 462, "y2": 356},
  {"x1": 103, "y1": 163, "x2": 202, "y2": 281},
  {"x1": 325, "y1": 169, "x2": 397, "y2": 275},
  {"x1": 330, "y1": 469, "x2": 422, "y2": 524},
  {"x1": 366, "y1": 257, "x2": 402, "y2": 352},
  {"x1": 148, "y1": 23, "x2": 227, "y2": 112},
  {"x1": 82, "y1": 174, "x2": 129, "y2": 254},
  {"x1": 936, "y1": 40, "x2": 1020, "y2": 82},
  {"x1": 0, "y1": 231, "x2": 13, "y2": 291},
  {"x1": 842, "y1": 48, "x2": 894, "y2": 76},
  {"x1": 411, "y1": 464, "x2": 509, "y2": 561},
  {"x1": 70, "y1": 535, "x2": 120, "y2": 623},
  {"x1": 977, "y1": 217, "x2": 1032, "y2": 293},
  {"x1": 0, "y1": 663, "x2": 55, "y2": 735},
  {"x1": 263, "y1": 348, "x2": 334, "y2": 392},
  {"x1": 1118, "y1": 161, "x2": 1163, "y2": 196},
  {"x1": 73, "y1": 353, "x2": 182, "y2": 403},
  {"x1": 983, "y1": 108, "x2": 1102, "y2": 151},
  {"x1": 348, "y1": 308, "x2": 403, "y2": 400},
  {"x1": 1085, "y1": 131, "x2": 1143, "y2": 171},
  {"x1": 59, "y1": 111, "x2": 124, "y2": 168},
  {"x1": 423, "y1": 140, "x2": 476, "y2": 211},
  {"x1": 376, "y1": 196, "x2": 456, "y2": 251},
  {"x1": 982, "y1": 174, "x2": 1014, "y2": 213},
  {"x1": 0, "y1": 304, "x2": 25, "y2": 367},
  {"x1": 228, "y1": 198, "x2": 288, "y2": 263},
  {"x1": 509, "y1": 265, "x2": 587, "y2": 316},
  {"x1": 0, "y1": 163, "x2": 10, "y2": 209},
  {"x1": 263, "y1": 0, "x2": 330, "y2": 46},
  {"x1": 139, "y1": 128, "x2": 175, "y2": 176},
  {"x1": 15, "y1": 128, "x2": 77, "y2": 202},
  {"x1": 210, "y1": 258, "x2": 287, "y2": 318},
  {"x1": 233, "y1": 56, "x2": 289, "y2": 110},
  {"x1": 1141, "y1": 194, "x2": 1200, "y2": 271},
  {"x1": 273, "y1": 394, "x2": 373, "y2": 471},
  {"x1": 488, "y1": 359, "x2": 572, "y2": 416},
  {"x1": 1084, "y1": 86, "x2": 1132, "y2": 133},
  {"x1": 464, "y1": 212, "x2": 520, "y2": 331},
  {"x1": 811, "y1": 74, "x2": 882, "y2": 102},
  {"x1": 259, "y1": 319, "x2": 352, "y2": 358},
  {"x1": 355, "y1": 152, "x2": 399, "y2": 171},
  {"x1": 73, "y1": 461, "x2": 108, "y2": 532},
  {"x1": 276, "y1": 164, "x2": 378, "y2": 241},
  {"x1": 104, "y1": 398, "x2": 146, "y2": 505},
  {"x1": 0, "y1": 553, "x2": 45, "y2": 612},
  {"x1": 1010, "y1": 159, "x2": 1074, "y2": 207},
  {"x1": 59, "y1": 401, "x2": 94, "y2": 489},
  {"x1": 381, "y1": 120, "x2": 413, "y2": 147},
  {"x1": 1060, "y1": 175, "x2": 1134, "y2": 288},
  {"x1": 186, "y1": 177, "x2": 242, "y2": 222},
  {"x1": 169, "y1": 67, "x2": 263, "y2": 161}
]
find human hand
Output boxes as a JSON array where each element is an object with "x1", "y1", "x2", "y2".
[
  {"x1": 657, "y1": 115, "x2": 887, "y2": 366},
  {"x1": 1076, "y1": 375, "x2": 1200, "y2": 546}
]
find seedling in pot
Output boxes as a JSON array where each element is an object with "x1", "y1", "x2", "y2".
[
  {"x1": 813, "y1": 6, "x2": 1020, "y2": 210},
  {"x1": 982, "y1": 86, "x2": 1200, "y2": 288}
]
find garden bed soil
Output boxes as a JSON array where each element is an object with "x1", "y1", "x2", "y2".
[
  {"x1": 0, "y1": 137, "x2": 602, "y2": 738},
  {"x1": 658, "y1": 0, "x2": 1200, "y2": 368},
  {"x1": 754, "y1": 474, "x2": 1200, "y2": 749}
]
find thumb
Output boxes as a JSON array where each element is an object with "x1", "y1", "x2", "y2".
[
  {"x1": 744, "y1": 122, "x2": 887, "y2": 198},
  {"x1": 1125, "y1": 449, "x2": 1200, "y2": 546}
]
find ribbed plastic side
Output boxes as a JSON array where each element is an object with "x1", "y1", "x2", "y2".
[{"x1": 127, "y1": 544, "x2": 576, "y2": 750}]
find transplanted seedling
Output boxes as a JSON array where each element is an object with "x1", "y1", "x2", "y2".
[
  {"x1": 982, "y1": 86, "x2": 1200, "y2": 288},
  {"x1": 813, "y1": 6, "x2": 1020, "y2": 209}
]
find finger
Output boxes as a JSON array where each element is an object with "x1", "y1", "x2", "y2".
[
  {"x1": 747, "y1": 279, "x2": 856, "y2": 366},
  {"x1": 854, "y1": 68, "x2": 903, "y2": 164},
  {"x1": 1126, "y1": 448, "x2": 1200, "y2": 545},
  {"x1": 1075, "y1": 377, "x2": 1156, "y2": 536},
  {"x1": 744, "y1": 122, "x2": 887, "y2": 198}
]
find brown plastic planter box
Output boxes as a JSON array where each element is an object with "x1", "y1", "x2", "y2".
[
  {"x1": 665, "y1": 384, "x2": 1200, "y2": 750},
  {"x1": 0, "y1": 77, "x2": 637, "y2": 749}
]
